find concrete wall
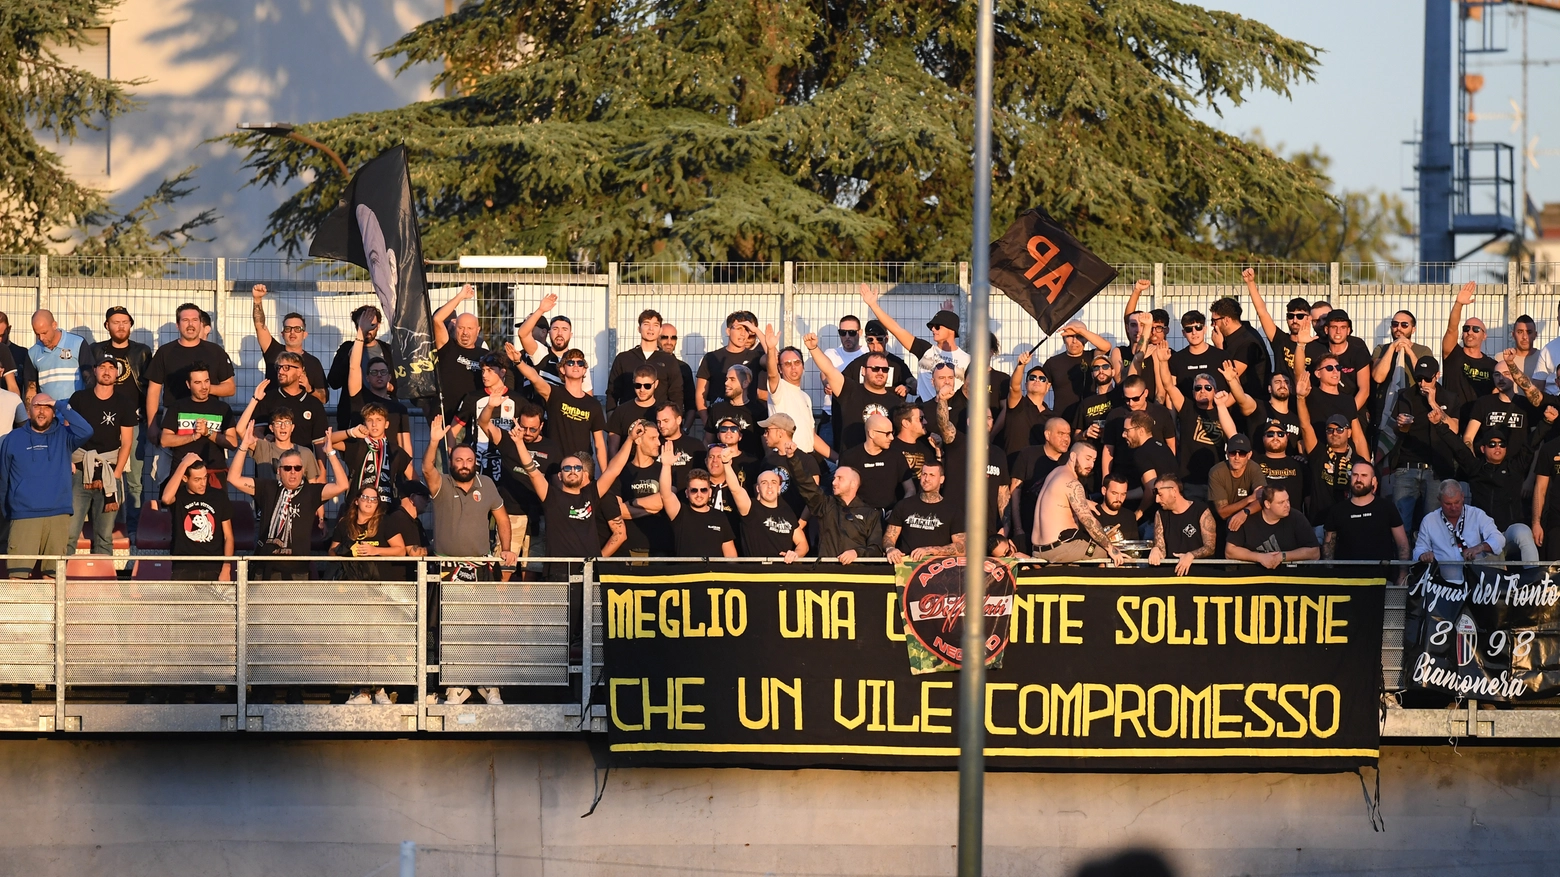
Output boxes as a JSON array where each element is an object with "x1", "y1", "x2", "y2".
[{"x1": 0, "y1": 739, "x2": 1554, "y2": 876}]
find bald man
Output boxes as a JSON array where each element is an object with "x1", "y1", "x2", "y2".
[
  {"x1": 1442, "y1": 281, "x2": 1495, "y2": 421},
  {"x1": 774, "y1": 435, "x2": 883, "y2": 563},
  {"x1": 838, "y1": 412, "x2": 916, "y2": 516},
  {"x1": 28, "y1": 309, "x2": 85, "y2": 402},
  {"x1": 434, "y1": 284, "x2": 490, "y2": 419}
]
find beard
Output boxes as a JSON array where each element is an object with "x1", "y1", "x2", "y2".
[{"x1": 452, "y1": 464, "x2": 477, "y2": 481}]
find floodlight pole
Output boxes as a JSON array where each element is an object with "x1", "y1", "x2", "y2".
[{"x1": 958, "y1": 0, "x2": 995, "y2": 874}]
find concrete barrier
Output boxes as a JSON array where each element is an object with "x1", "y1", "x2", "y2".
[{"x1": 0, "y1": 739, "x2": 1554, "y2": 875}]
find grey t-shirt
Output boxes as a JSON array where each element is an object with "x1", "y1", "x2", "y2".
[
  {"x1": 431, "y1": 472, "x2": 503, "y2": 557},
  {"x1": 252, "y1": 440, "x2": 320, "y2": 482}
]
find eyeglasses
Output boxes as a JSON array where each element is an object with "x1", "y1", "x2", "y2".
[
  {"x1": 866, "y1": 334, "x2": 889, "y2": 343},
  {"x1": 358, "y1": 494, "x2": 380, "y2": 503},
  {"x1": 660, "y1": 334, "x2": 678, "y2": 341},
  {"x1": 279, "y1": 465, "x2": 303, "y2": 472},
  {"x1": 561, "y1": 359, "x2": 586, "y2": 368},
  {"x1": 1193, "y1": 384, "x2": 1214, "y2": 392},
  {"x1": 1317, "y1": 364, "x2": 1339, "y2": 372},
  {"x1": 780, "y1": 358, "x2": 803, "y2": 367},
  {"x1": 368, "y1": 369, "x2": 391, "y2": 377},
  {"x1": 871, "y1": 429, "x2": 893, "y2": 437},
  {"x1": 865, "y1": 366, "x2": 890, "y2": 373},
  {"x1": 1391, "y1": 321, "x2": 1413, "y2": 329},
  {"x1": 560, "y1": 464, "x2": 585, "y2": 473},
  {"x1": 634, "y1": 382, "x2": 655, "y2": 389},
  {"x1": 282, "y1": 325, "x2": 306, "y2": 333},
  {"x1": 1286, "y1": 312, "x2": 1310, "y2": 320},
  {"x1": 687, "y1": 486, "x2": 711, "y2": 494},
  {"x1": 838, "y1": 329, "x2": 859, "y2": 337},
  {"x1": 1183, "y1": 323, "x2": 1204, "y2": 332},
  {"x1": 1486, "y1": 440, "x2": 1506, "y2": 448},
  {"x1": 1026, "y1": 374, "x2": 1049, "y2": 382},
  {"x1": 717, "y1": 424, "x2": 741, "y2": 432},
  {"x1": 1264, "y1": 430, "x2": 1286, "y2": 438},
  {"x1": 1325, "y1": 425, "x2": 1348, "y2": 434},
  {"x1": 1462, "y1": 325, "x2": 1484, "y2": 334},
  {"x1": 1090, "y1": 365, "x2": 1111, "y2": 372}
]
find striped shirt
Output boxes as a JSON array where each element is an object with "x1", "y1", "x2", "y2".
[{"x1": 30, "y1": 332, "x2": 85, "y2": 401}]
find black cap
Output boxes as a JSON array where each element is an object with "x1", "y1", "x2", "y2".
[
  {"x1": 864, "y1": 319, "x2": 888, "y2": 337},
  {"x1": 1325, "y1": 413, "x2": 1351, "y2": 429},
  {"x1": 1413, "y1": 356, "x2": 1440, "y2": 381},
  {"x1": 398, "y1": 479, "x2": 431, "y2": 498},
  {"x1": 94, "y1": 352, "x2": 123, "y2": 366},
  {"x1": 1225, "y1": 433, "x2": 1252, "y2": 453},
  {"x1": 1326, "y1": 308, "x2": 1351, "y2": 326},
  {"x1": 104, "y1": 306, "x2": 133, "y2": 324},
  {"x1": 1481, "y1": 426, "x2": 1511, "y2": 447},
  {"x1": 926, "y1": 310, "x2": 960, "y2": 335}
]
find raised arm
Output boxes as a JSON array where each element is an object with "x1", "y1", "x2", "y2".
[
  {"x1": 161, "y1": 452, "x2": 200, "y2": 506},
  {"x1": 1218, "y1": 361, "x2": 1258, "y2": 417},
  {"x1": 346, "y1": 332, "x2": 366, "y2": 396},
  {"x1": 513, "y1": 355, "x2": 551, "y2": 401},
  {"x1": 319, "y1": 428, "x2": 349, "y2": 501},
  {"x1": 802, "y1": 333, "x2": 845, "y2": 395},
  {"x1": 1241, "y1": 268, "x2": 1280, "y2": 342},
  {"x1": 762, "y1": 323, "x2": 782, "y2": 394},
  {"x1": 1062, "y1": 321, "x2": 1110, "y2": 355},
  {"x1": 1294, "y1": 370, "x2": 1317, "y2": 453},
  {"x1": 1443, "y1": 282, "x2": 1475, "y2": 358},
  {"x1": 658, "y1": 440, "x2": 681, "y2": 520},
  {"x1": 858, "y1": 283, "x2": 918, "y2": 352},
  {"x1": 596, "y1": 423, "x2": 641, "y2": 496},
  {"x1": 234, "y1": 379, "x2": 268, "y2": 440},
  {"x1": 422, "y1": 415, "x2": 447, "y2": 497},
  {"x1": 433, "y1": 283, "x2": 476, "y2": 349},
  {"x1": 1007, "y1": 350, "x2": 1033, "y2": 409},
  {"x1": 724, "y1": 449, "x2": 753, "y2": 515},
  {"x1": 251, "y1": 284, "x2": 275, "y2": 353},
  {"x1": 1156, "y1": 347, "x2": 1184, "y2": 410},
  {"x1": 515, "y1": 293, "x2": 557, "y2": 358},
  {"x1": 227, "y1": 425, "x2": 257, "y2": 496},
  {"x1": 1123, "y1": 278, "x2": 1151, "y2": 340}
]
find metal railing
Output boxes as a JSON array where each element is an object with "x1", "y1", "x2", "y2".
[{"x1": 0, "y1": 553, "x2": 1546, "y2": 738}]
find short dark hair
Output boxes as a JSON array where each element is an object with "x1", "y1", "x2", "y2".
[
  {"x1": 282, "y1": 312, "x2": 306, "y2": 327},
  {"x1": 1181, "y1": 310, "x2": 1207, "y2": 327},
  {"x1": 365, "y1": 357, "x2": 390, "y2": 374},
  {"x1": 176, "y1": 302, "x2": 203, "y2": 321},
  {"x1": 657, "y1": 400, "x2": 681, "y2": 419},
  {"x1": 637, "y1": 309, "x2": 663, "y2": 326},
  {"x1": 1286, "y1": 297, "x2": 1310, "y2": 313},
  {"x1": 1121, "y1": 375, "x2": 1146, "y2": 392},
  {"x1": 185, "y1": 361, "x2": 211, "y2": 382},
  {"x1": 839, "y1": 314, "x2": 861, "y2": 329},
  {"x1": 1126, "y1": 411, "x2": 1155, "y2": 433},
  {"x1": 516, "y1": 402, "x2": 545, "y2": 421},
  {"x1": 1104, "y1": 472, "x2": 1131, "y2": 489},
  {"x1": 1209, "y1": 297, "x2": 1241, "y2": 320},
  {"x1": 890, "y1": 404, "x2": 920, "y2": 433},
  {"x1": 1516, "y1": 314, "x2": 1536, "y2": 329},
  {"x1": 350, "y1": 305, "x2": 384, "y2": 324},
  {"x1": 1262, "y1": 485, "x2": 1290, "y2": 507},
  {"x1": 778, "y1": 346, "x2": 804, "y2": 363},
  {"x1": 1395, "y1": 310, "x2": 1417, "y2": 327},
  {"x1": 633, "y1": 364, "x2": 658, "y2": 380},
  {"x1": 686, "y1": 467, "x2": 712, "y2": 485},
  {"x1": 275, "y1": 351, "x2": 303, "y2": 368},
  {"x1": 269, "y1": 405, "x2": 295, "y2": 424},
  {"x1": 1150, "y1": 309, "x2": 1170, "y2": 327}
]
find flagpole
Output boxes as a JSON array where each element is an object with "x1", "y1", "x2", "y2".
[{"x1": 958, "y1": 0, "x2": 995, "y2": 873}]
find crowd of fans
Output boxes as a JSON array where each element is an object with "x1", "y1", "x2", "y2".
[{"x1": 0, "y1": 274, "x2": 1553, "y2": 590}]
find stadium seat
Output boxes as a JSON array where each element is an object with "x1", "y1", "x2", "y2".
[
  {"x1": 65, "y1": 557, "x2": 117, "y2": 580},
  {"x1": 132, "y1": 559, "x2": 173, "y2": 580},
  {"x1": 137, "y1": 507, "x2": 172, "y2": 551}
]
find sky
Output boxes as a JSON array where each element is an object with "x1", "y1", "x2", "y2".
[{"x1": 1199, "y1": 0, "x2": 1560, "y2": 252}]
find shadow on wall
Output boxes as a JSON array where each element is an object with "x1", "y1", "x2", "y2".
[
  {"x1": 110, "y1": 0, "x2": 441, "y2": 256},
  {"x1": 1073, "y1": 848, "x2": 1177, "y2": 877}
]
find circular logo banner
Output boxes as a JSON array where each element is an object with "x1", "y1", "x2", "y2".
[{"x1": 902, "y1": 556, "x2": 1017, "y2": 669}]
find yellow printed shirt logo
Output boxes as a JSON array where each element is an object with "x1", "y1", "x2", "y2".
[{"x1": 560, "y1": 402, "x2": 591, "y2": 422}]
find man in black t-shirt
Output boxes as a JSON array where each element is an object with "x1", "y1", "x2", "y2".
[
  {"x1": 838, "y1": 413, "x2": 912, "y2": 517},
  {"x1": 1161, "y1": 363, "x2": 1241, "y2": 493},
  {"x1": 339, "y1": 354, "x2": 413, "y2": 456},
  {"x1": 328, "y1": 307, "x2": 397, "y2": 424},
  {"x1": 840, "y1": 321, "x2": 916, "y2": 398},
  {"x1": 1302, "y1": 308, "x2": 1372, "y2": 412},
  {"x1": 659, "y1": 452, "x2": 737, "y2": 557},
  {"x1": 1255, "y1": 423, "x2": 1307, "y2": 511},
  {"x1": 250, "y1": 285, "x2": 327, "y2": 402},
  {"x1": 705, "y1": 364, "x2": 768, "y2": 457},
  {"x1": 604, "y1": 365, "x2": 662, "y2": 454},
  {"x1": 1246, "y1": 372, "x2": 1302, "y2": 454},
  {"x1": 1294, "y1": 353, "x2": 1368, "y2": 458},
  {"x1": 161, "y1": 453, "x2": 233, "y2": 581},
  {"x1": 1225, "y1": 486, "x2": 1319, "y2": 567},
  {"x1": 1241, "y1": 269, "x2": 1317, "y2": 380},
  {"x1": 79, "y1": 306, "x2": 154, "y2": 530},
  {"x1": 728, "y1": 466, "x2": 807, "y2": 560},
  {"x1": 145, "y1": 303, "x2": 237, "y2": 496},
  {"x1": 1073, "y1": 351, "x2": 1120, "y2": 445},
  {"x1": 1324, "y1": 458, "x2": 1408, "y2": 563},
  {"x1": 158, "y1": 365, "x2": 235, "y2": 472},
  {"x1": 809, "y1": 337, "x2": 897, "y2": 450},
  {"x1": 433, "y1": 284, "x2": 490, "y2": 419},
  {"x1": 1166, "y1": 311, "x2": 1229, "y2": 394},
  {"x1": 1441, "y1": 281, "x2": 1496, "y2": 420},
  {"x1": 1094, "y1": 473, "x2": 1138, "y2": 540},
  {"x1": 884, "y1": 460, "x2": 965, "y2": 565},
  {"x1": 228, "y1": 433, "x2": 350, "y2": 579},
  {"x1": 695, "y1": 312, "x2": 765, "y2": 412},
  {"x1": 517, "y1": 349, "x2": 609, "y2": 465},
  {"x1": 1306, "y1": 415, "x2": 1358, "y2": 525},
  {"x1": 68, "y1": 356, "x2": 138, "y2": 554},
  {"x1": 1210, "y1": 297, "x2": 1270, "y2": 402}
]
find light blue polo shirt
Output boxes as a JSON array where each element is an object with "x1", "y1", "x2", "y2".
[{"x1": 30, "y1": 331, "x2": 85, "y2": 401}]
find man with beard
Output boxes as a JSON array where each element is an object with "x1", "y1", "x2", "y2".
[
  {"x1": 249, "y1": 285, "x2": 327, "y2": 402},
  {"x1": 79, "y1": 306, "x2": 152, "y2": 527},
  {"x1": 510, "y1": 428, "x2": 632, "y2": 573},
  {"x1": 145, "y1": 303, "x2": 237, "y2": 491},
  {"x1": 1073, "y1": 351, "x2": 1120, "y2": 448},
  {"x1": 1157, "y1": 358, "x2": 1244, "y2": 497},
  {"x1": 1390, "y1": 357, "x2": 1463, "y2": 531},
  {"x1": 229, "y1": 424, "x2": 349, "y2": 579},
  {"x1": 1146, "y1": 473, "x2": 1217, "y2": 576},
  {"x1": 615, "y1": 420, "x2": 675, "y2": 556},
  {"x1": 1294, "y1": 355, "x2": 1370, "y2": 458},
  {"x1": 1453, "y1": 428, "x2": 1540, "y2": 562},
  {"x1": 1042, "y1": 320, "x2": 1113, "y2": 422},
  {"x1": 706, "y1": 364, "x2": 767, "y2": 458},
  {"x1": 1510, "y1": 314, "x2": 1541, "y2": 379},
  {"x1": 1003, "y1": 351, "x2": 1051, "y2": 463},
  {"x1": 1241, "y1": 268, "x2": 1318, "y2": 379},
  {"x1": 1246, "y1": 371, "x2": 1302, "y2": 454},
  {"x1": 658, "y1": 324, "x2": 695, "y2": 420},
  {"x1": 1323, "y1": 459, "x2": 1409, "y2": 564},
  {"x1": 1093, "y1": 473, "x2": 1138, "y2": 540},
  {"x1": 1462, "y1": 350, "x2": 1544, "y2": 452},
  {"x1": 775, "y1": 435, "x2": 882, "y2": 564},
  {"x1": 659, "y1": 451, "x2": 738, "y2": 558},
  {"x1": 1441, "y1": 282, "x2": 1496, "y2": 421},
  {"x1": 727, "y1": 467, "x2": 807, "y2": 561},
  {"x1": 251, "y1": 352, "x2": 328, "y2": 449},
  {"x1": 655, "y1": 401, "x2": 707, "y2": 489},
  {"x1": 1101, "y1": 375, "x2": 1176, "y2": 479},
  {"x1": 1370, "y1": 310, "x2": 1433, "y2": 389},
  {"x1": 605, "y1": 366, "x2": 662, "y2": 455},
  {"x1": 1209, "y1": 296, "x2": 1270, "y2": 402},
  {"x1": 1032, "y1": 442, "x2": 1127, "y2": 565},
  {"x1": 1305, "y1": 414, "x2": 1359, "y2": 528},
  {"x1": 1123, "y1": 411, "x2": 1182, "y2": 537},
  {"x1": 510, "y1": 293, "x2": 593, "y2": 401},
  {"x1": 1254, "y1": 423, "x2": 1308, "y2": 510},
  {"x1": 67, "y1": 356, "x2": 136, "y2": 556},
  {"x1": 884, "y1": 461, "x2": 966, "y2": 566},
  {"x1": 1224, "y1": 486, "x2": 1320, "y2": 568},
  {"x1": 1302, "y1": 308, "x2": 1372, "y2": 411},
  {"x1": 758, "y1": 413, "x2": 819, "y2": 515},
  {"x1": 807, "y1": 333, "x2": 896, "y2": 449},
  {"x1": 838, "y1": 413, "x2": 913, "y2": 518},
  {"x1": 433, "y1": 284, "x2": 490, "y2": 419},
  {"x1": 841, "y1": 320, "x2": 915, "y2": 398}
]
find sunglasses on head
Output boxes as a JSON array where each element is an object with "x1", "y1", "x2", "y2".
[
  {"x1": 1462, "y1": 325, "x2": 1484, "y2": 334},
  {"x1": 560, "y1": 464, "x2": 584, "y2": 473},
  {"x1": 561, "y1": 359, "x2": 586, "y2": 367},
  {"x1": 358, "y1": 493, "x2": 380, "y2": 502}
]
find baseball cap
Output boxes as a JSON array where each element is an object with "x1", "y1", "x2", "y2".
[
  {"x1": 864, "y1": 319, "x2": 888, "y2": 337},
  {"x1": 757, "y1": 413, "x2": 796, "y2": 433},
  {"x1": 104, "y1": 306, "x2": 134, "y2": 324},
  {"x1": 1413, "y1": 357, "x2": 1440, "y2": 381},
  {"x1": 1225, "y1": 433, "x2": 1253, "y2": 453},
  {"x1": 94, "y1": 352, "x2": 122, "y2": 366},
  {"x1": 1325, "y1": 414, "x2": 1350, "y2": 429},
  {"x1": 1326, "y1": 308, "x2": 1352, "y2": 326},
  {"x1": 926, "y1": 310, "x2": 961, "y2": 335}
]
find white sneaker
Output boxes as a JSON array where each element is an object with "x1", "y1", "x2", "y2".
[
  {"x1": 478, "y1": 686, "x2": 503, "y2": 705},
  {"x1": 373, "y1": 688, "x2": 392, "y2": 705},
  {"x1": 345, "y1": 689, "x2": 372, "y2": 705},
  {"x1": 444, "y1": 687, "x2": 471, "y2": 705}
]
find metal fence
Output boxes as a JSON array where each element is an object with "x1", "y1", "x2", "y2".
[
  {"x1": 1, "y1": 256, "x2": 1556, "y2": 416},
  {"x1": 0, "y1": 554, "x2": 1543, "y2": 739}
]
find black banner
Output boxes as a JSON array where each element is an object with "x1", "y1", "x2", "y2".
[
  {"x1": 309, "y1": 144, "x2": 439, "y2": 400},
  {"x1": 988, "y1": 209, "x2": 1118, "y2": 336},
  {"x1": 601, "y1": 565, "x2": 1384, "y2": 771},
  {"x1": 1404, "y1": 562, "x2": 1560, "y2": 700}
]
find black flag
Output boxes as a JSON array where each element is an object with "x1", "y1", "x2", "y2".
[
  {"x1": 988, "y1": 209, "x2": 1118, "y2": 335},
  {"x1": 308, "y1": 144, "x2": 439, "y2": 401}
]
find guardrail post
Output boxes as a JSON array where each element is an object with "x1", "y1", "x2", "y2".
[
  {"x1": 416, "y1": 558, "x2": 427, "y2": 729},
  {"x1": 1151, "y1": 262, "x2": 1164, "y2": 310},
  {"x1": 54, "y1": 560, "x2": 65, "y2": 731},
  {"x1": 1329, "y1": 261, "x2": 1341, "y2": 302},
  {"x1": 38, "y1": 254, "x2": 49, "y2": 314},
  {"x1": 580, "y1": 560, "x2": 594, "y2": 723},
  {"x1": 781, "y1": 261, "x2": 795, "y2": 349},
  {"x1": 236, "y1": 557, "x2": 247, "y2": 729},
  {"x1": 958, "y1": 261, "x2": 970, "y2": 320}
]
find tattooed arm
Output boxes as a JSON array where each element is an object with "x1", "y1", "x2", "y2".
[{"x1": 1065, "y1": 480, "x2": 1127, "y2": 566}]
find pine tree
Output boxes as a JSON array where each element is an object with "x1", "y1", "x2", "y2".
[
  {"x1": 226, "y1": 0, "x2": 1330, "y2": 264},
  {"x1": 1, "y1": 1, "x2": 214, "y2": 267}
]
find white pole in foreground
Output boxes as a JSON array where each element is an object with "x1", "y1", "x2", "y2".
[
  {"x1": 958, "y1": 0, "x2": 996, "y2": 874},
  {"x1": 400, "y1": 841, "x2": 416, "y2": 877}
]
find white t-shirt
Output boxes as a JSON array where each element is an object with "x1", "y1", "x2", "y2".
[
  {"x1": 0, "y1": 388, "x2": 23, "y2": 438},
  {"x1": 769, "y1": 379, "x2": 817, "y2": 454},
  {"x1": 822, "y1": 346, "x2": 866, "y2": 412},
  {"x1": 914, "y1": 343, "x2": 971, "y2": 401}
]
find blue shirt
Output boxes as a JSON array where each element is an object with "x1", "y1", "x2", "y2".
[{"x1": 29, "y1": 332, "x2": 85, "y2": 401}]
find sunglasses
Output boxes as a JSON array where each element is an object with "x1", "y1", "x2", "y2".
[
  {"x1": 282, "y1": 325, "x2": 306, "y2": 333},
  {"x1": 560, "y1": 464, "x2": 585, "y2": 473},
  {"x1": 279, "y1": 465, "x2": 303, "y2": 472},
  {"x1": 865, "y1": 366, "x2": 890, "y2": 373},
  {"x1": 717, "y1": 424, "x2": 741, "y2": 432},
  {"x1": 1391, "y1": 321, "x2": 1413, "y2": 329},
  {"x1": 1228, "y1": 449, "x2": 1251, "y2": 457},
  {"x1": 561, "y1": 359, "x2": 586, "y2": 368},
  {"x1": 1286, "y1": 312, "x2": 1310, "y2": 320},
  {"x1": 1462, "y1": 325, "x2": 1484, "y2": 334},
  {"x1": 660, "y1": 334, "x2": 678, "y2": 341},
  {"x1": 1486, "y1": 440, "x2": 1506, "y2": 447},
  {"x1": 1325, "y1": 425, "x2": 1348, "y2": 433},
  {"x1": 1264, "y1": 429, "x2": 1286, "y2": 437},
  {"x1": 1124, "y1": 393, "x2": 1145, "y2": 402},
  {"x1": 1193, "y1": 384, "x2": 1214, "y2": 392},
  {"x1": 1027, "y1": 373, "x2": 1049, "y2": 382},
  {"x1": 838, "y1": 329, "x2": 859, "y2": 337},
  {"x1": 634, "y1": 382, "x2": 655, "y2": 389},
  {"x1": 358, "y1": 494, "x2": 380, "y2": 502},
  {"x1": 687, "y1": 486, "x2": 711, "y2": 494},
  {"x1": 1183, "y1": 323, "x2": 1205, "y2": 332},
  {"x1": 866, "y1": 334, "x2": 889, "y2": 342},
  {"x1": 1317, "y1": 364, "x2": 1339, "y2": 372},
  {"x1": 871, "y1": 429, "x2": 893, "y2": 437},
  {"x1": 1090, "y1": 365, "x2": 1111, "y2": 372},
  {"x1": 368, "y1": 369, "x2": 391, "y2": 377},
  {"x1": 780, "y1": 358, "x2": 803, "y2": 367}
]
